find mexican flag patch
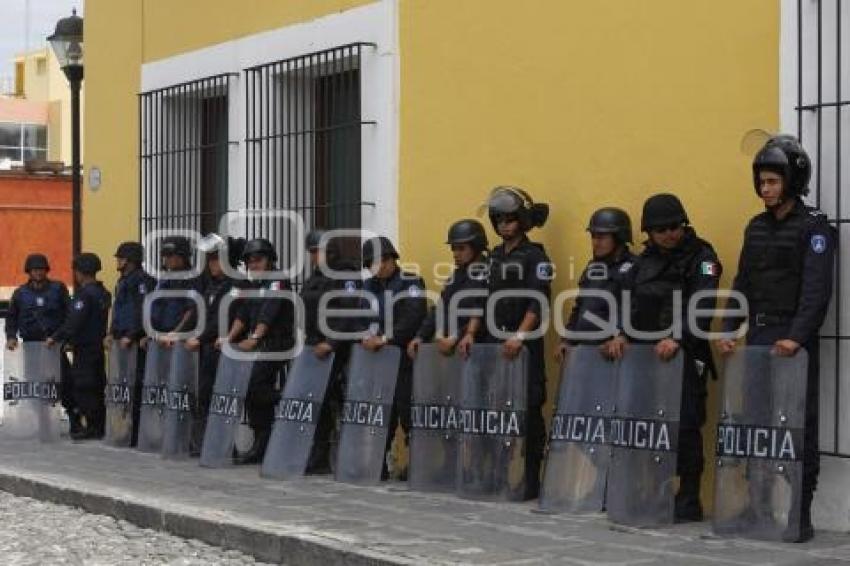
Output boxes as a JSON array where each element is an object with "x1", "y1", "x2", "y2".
[{"x1": 700, "y1": 261, "x2": 719, "y2": 276}]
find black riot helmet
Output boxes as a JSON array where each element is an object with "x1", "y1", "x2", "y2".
[
  {"x1": 446, "y1": 219, "x2": 488, "y2": 252},
  {"x1": 114, "y1": 242, "x2": 144, "y2": 264},
  {"x1": 241, "y1": 238, "x2": 278, "y2": 263},
  {"x1": 641, "y1": 193, "x2": 689, "y2": 232},
  {"x1": 586, "y1": 207, "x2": 633, "y2": 244},
  {"x1": 72, "y1": 253, "x2": 102, "y2": 276},
  {"x1": 752, "y1": 134, "x2": 811, "y2": 198},
  {"x1": 197, "y1": 233, "x2": 246, "y2": 268},
  {"x1": 361, "y1": 236, "x2": 399, "y2": 267},
  {"x1": 23, "y1": 253, "x2": 50, "y2": 272},
  {"x1": 486, "y1": 186, "x2": 549, "y2": 232},
  {"x1": 305, "y1": 229, "x2": 326, "y2": 251},
  {"x1": 160, "y1": 236, "x2": 192, "y2": 259}
]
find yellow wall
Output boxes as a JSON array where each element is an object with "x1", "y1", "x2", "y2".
[{"x1": 397, "y1": 0, "x2": 779, "y2": 498}]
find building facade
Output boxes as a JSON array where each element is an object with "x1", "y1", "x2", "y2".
[{"x1": 82, "y1": 0, "x2": 849, "y2": 530}]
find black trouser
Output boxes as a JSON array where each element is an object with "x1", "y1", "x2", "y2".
[
  {"x1": 525, "y1": 338, "x2": 547, "y2": 499},
  {"x1": 677, "y1": 352, "x2": 707, "y2": 480},
  {"x1": 245, "y1": 359, "x2": 283, "y2": 433},
  {"x1": 308, "y1": 348, "x2": 349, "y2": 471},
  {"x1": 193, "y1": 342, "x2": 220, "y2": 450},
  {"x1": 69, "y1": 344, "x2": 106, "y2": 432},
  {"x1": 130, "y1": 347, "x2": 147, "y2": 446},
  {"x1": 386, "y1": 359, "x2": 413, "y2": 454}
]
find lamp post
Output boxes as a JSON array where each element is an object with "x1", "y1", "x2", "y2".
[{"x1": 48, "y1": 9, "x2": 84, "y2": 259}]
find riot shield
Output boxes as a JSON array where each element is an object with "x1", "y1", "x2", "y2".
[
  {"x1": 408, "y1": 344, "x2": 462, "y2": 493},
  {"x1": 456, "y1": 344, "x2": 528, "y2": 502},
  {"x1": 713, "y1": 346, "x2": 808, "y2": 541},
  {"x1": 199, "y1": 353, "x2": 254, "y2": 468},
  {"x1": 104, "y1": 343, "x2": 138, "y2": 447},
  {"x1": 607, "y1": 345, "x2": 683, "y2": 527},
  {"x1": 161, "y1": 344, "x2": 199, "y2": 460},
  {"x1": 1, "y1": 342, "x2": 62, "y2": 442},
  {"x1": 136, "y1": 342, "x2": 172, "y2": 453},
  {"x1": 539, "y1": 344, "x2": 618, "y2": 513},
  {"x1": 2, "y1": 343, "x2": 60, "y2": 441},
  {"x1": 261, "y1": 350, "x2": 335, "y2": 479},
  {"x1": 334, "y1": 345, "x2": 401, "y2": 485}
]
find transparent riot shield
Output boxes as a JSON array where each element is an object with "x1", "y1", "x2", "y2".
[
  {"x1": 540, "y1": 344, "x2": 618, "y2": 513},
  {"x1": 334, "y1": 345, "x2": 401, "y2": 485},
  {"x1": 161, "y1": 344, "x2": 199, "y2": 459},
  {"x1": 104, "y1": 342, "x2": 138, "y2": 447},
  {"x1": 607, "y1": 345, "x2": 683, "y2": 527},
  {"x1": 136, "y1": 342, "x2": 172, "y2": 453},
  {"x1": 409, "y1": 344, "x2": 462, "y2": 493},
  {"x1": 199, "y1": 353, "x2": 255, "y2": 468},
  {"x1": 261, "y1": 350, "x2": 335, "y2": 479},
  {"x1": 456, "y1": 344, "x2": 528, "y2": 502},
  {"x1": 713, "y1": 346, "x2": 808, "y2": 541},
  {"x1": 2, "y1": 342, "x2": 62, "y2": 442}
]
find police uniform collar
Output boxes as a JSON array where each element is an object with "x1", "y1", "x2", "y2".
[
  {"x1": 497, "y1": 235, "x2": 532, "y2": 255},
  {"x1": 378, "y1": 266, "x2": 401, "y2": 284}
]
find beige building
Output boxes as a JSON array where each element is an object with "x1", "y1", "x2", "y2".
[{"x1": 0, "y1": 46, "x2": 82, "y2": 167}]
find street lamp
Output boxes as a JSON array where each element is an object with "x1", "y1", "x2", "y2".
[{"x1": 48, "y1": 8, "x2": 83, "y2": 259}]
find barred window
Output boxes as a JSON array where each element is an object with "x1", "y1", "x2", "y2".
[
  {"x1": 139, "y1": 74, "x2": 235, "y2": 259},
  {"x1": 244, "y1": 43, "x2": 375, "y2": 282}
]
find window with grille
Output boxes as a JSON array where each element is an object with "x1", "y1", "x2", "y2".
[
  {"x1": 790, "y1": 0, "x2": 848, "y2": 457},
  {"x1": 244, "y1": 43, "x2": 375, "y2": 284},
  {"x1": 139, "y1": 74, "x2": 235, "y2": 259}
]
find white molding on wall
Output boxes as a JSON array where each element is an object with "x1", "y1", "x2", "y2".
[{"x1": 140, "y1": 0, "x2": 400, "y2": 243}]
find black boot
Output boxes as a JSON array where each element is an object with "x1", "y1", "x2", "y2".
[
  {"x1": 783, "y1": 490, "x2": 815, "y2": 543},
  {"x1": 67, "y1": 410, "x2": 83, "y2": 437},
  {"x1": 235, "y1": 429, "x2": 270, "y2": 465},
  {"x1": 675, "y1": 474, "x2": 704, "y2": 522}
]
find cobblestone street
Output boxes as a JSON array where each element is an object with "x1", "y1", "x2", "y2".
[{"x1": 0, "y1": 492, "x2": 268, "y2": 565}]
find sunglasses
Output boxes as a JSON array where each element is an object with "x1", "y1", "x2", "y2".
[{"x1": 650, "y1": 223, "x2": 682, "y2": 235}]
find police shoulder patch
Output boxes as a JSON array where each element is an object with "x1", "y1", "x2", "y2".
[
  {"x1": 811, "y1": 234, "x2": 827, "y2": 254},
  {"x1": 344, "y1": 280, "x2": 357, "y2": 293},
  {"x1": 35, "y1": 297, "x2": 45, "y2": 307},
  {"x1": 74, "y1": 300, "x2": 85, "y2": 311},
  {"x1": 536, "y1": 262, "x2": 555, "y2": 280},
  {"x1": 138, "y1": 283, "x2": 147, "y2": 294},
  {"x1": 407, "y1": 284, "x2": 421, "y2": 298},
  {"x1": 619, "y1": 261, "x2": 633, "y2": 274}
]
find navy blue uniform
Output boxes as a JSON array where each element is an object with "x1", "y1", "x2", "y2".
[
  {"x1": 629, "y1": 227, "x2": 721, "y2": 483},
  {"x1": 486, "y1": 237, "x2": 552, "y2": 498},
  {"x1": 416, "y1": 261, "x2": 487, "y2": 341},
  {"x1": 725, "y1": 199, "x2": 835, "y2": 502},
  {"x1": 6, "y1": 280, "x2": 70, "y2": 341},
  {"x1": 110, "y1": 268, "x2": 156, "y2": 340},
  {"x1": 149, "y1": 277, "x2": 196, "y2": 333},
  {"x1": 565, "y1": 250, "x2": 636, "y2": 343},
  {"x1": 300, "y1": 261, "x2": 362, "y2": 472},
  {"x1": 363, "y1": 268, "x2": 427, "y2": 455},
  {"x1": 51, "y1": 282, "x2": 112, "y2": 431},
  {"x1": 235, "y1": 279, "x2": 295, "y2": 434}
]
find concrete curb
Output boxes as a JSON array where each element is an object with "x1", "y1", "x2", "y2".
[{"x1": 0, "y1": 470, "x2": 406, "y2": 565}]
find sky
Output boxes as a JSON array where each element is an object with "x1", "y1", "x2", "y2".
[{"x1": 0, "y1": 0, "x2": 83, "y2": 87}]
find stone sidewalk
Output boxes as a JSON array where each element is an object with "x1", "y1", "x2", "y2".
[{"x1": 0, "y1": 439, "x2": 848, "y2": 565}]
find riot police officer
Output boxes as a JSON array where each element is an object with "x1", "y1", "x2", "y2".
[
  {"x1": 718, "y1": 135, "x2": 834, "y2": 542},
  {"x1": 6, "y1": 254, "x2": 73, "y2": 428},
  {"x1": 459, "y1": 186, "x2": 552, "y2": 499},
  {"x1": 218, "y1": 238, "x2": 294, "y2": 464},
  {"x1": 106, "y1": 242, "x2": 156, "y2": 446},
  {"x1": 408, "y1": 219, "x2": 489, "y2": 358},
  {"x1": 361, "y1": 235, "x2": 427, "y2": 479},
  {"x1": 47, "y1": 253, "x2": 112, "y2": 440},
  {"x1": 556, "y1": 207, "x2": 636, "y2": 361},
  {"x1": 629, "y1": 193, "x2": 721, "y2": 521},
  {"x1": 148, "y1": 236, "x2": 196, "y2": 343},
  {"x1": 185, "y1": 234, "x2": 246, "y2": 455},
  {"x1": 300, "y1": 229, "x2": 362, "y2": 473}
]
